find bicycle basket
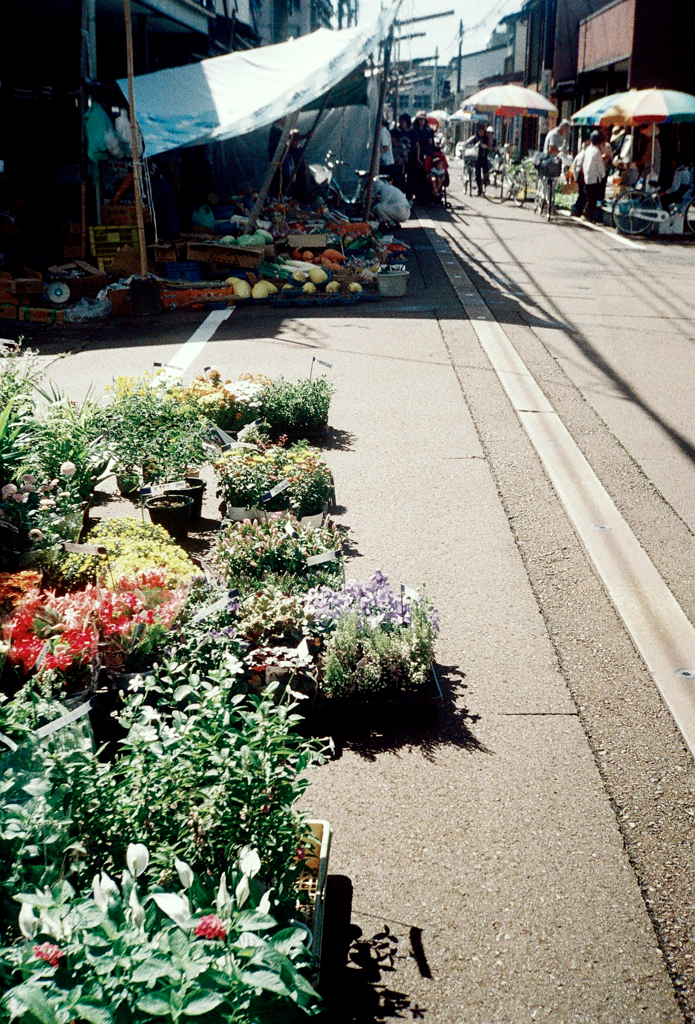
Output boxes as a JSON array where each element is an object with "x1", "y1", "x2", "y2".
[
  {"x1": 463, "y1": 145, "x2": 478, "y2": 165},
  {"x1": 537, "y1": 155, "x2": 562, "y2": 179}
]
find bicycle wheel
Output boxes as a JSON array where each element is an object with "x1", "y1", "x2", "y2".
[
  {"x1": 513, "y1": 169, "x2": 528, "y2": 206},
  {"x1": 684, "y1": 197, "x2": 695, "y2": 234},
  {"x1": 535, "y1": 178, "x2": 547, "y2": 215},
  {"x1": 547, "y1": 181, "x2": 555, "y2": 221},
  {"x1": 612, "y1": 190, "x2": 660, "y2": 235}
]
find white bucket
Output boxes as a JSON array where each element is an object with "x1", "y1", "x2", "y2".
[{"x1": 377, "y1": 271, "x2": 410, "y2": 297}]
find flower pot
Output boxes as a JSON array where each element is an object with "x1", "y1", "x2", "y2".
[
  {"x1": 145, "y1": 493, "x2": 193, "y2": 539},
  {"x1": 116, "y1": 471, "x2": 140, "y2": 498},
  {"x1": 168, "y1": 477, "x2": 206, "y2": 521}
]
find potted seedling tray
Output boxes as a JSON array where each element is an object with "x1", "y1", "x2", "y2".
[
  {"x1": 295, "y1": 820, "x2": 332, "y2": 968},
  {"x1": 310, "y1": 664, "x2": 443, "y2": 715}
]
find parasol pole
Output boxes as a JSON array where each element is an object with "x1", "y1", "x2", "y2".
[
  {"x1": 364, "y1": 29, "x2": 393, "y2": 223},
  {"x1": 123, "y1": 0, "x2": 148, "y2": 279}
]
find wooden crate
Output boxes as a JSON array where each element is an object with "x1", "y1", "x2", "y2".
[{"x1": 186, "y1": 242, "x2": 264, "y2": 269}]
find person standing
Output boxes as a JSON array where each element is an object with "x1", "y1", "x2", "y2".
[
  {"x1": 544, "y1": 119, "x2": 570, "y2": 155},
  {"x1": 391, "y1": 113, "x2": 412, "y2": 193},
  {"x1": 571, "y1": 138, "x2": 588, "y2": 218},
  {"x1": 379, "y1": 118, "x2": 395, "y2": 180},
  {"x1": 582, "y1": 130, "x2": 608, "y2": 223},
  {"x1": 411, "y1": 111, "x2": 435, "y2": 202},
  {"x1": 474, "y1": 123, "x2": 489, "y2": 196}
]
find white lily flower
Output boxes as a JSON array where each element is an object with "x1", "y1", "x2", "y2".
[
  {"x1": 99, "y1": 871, "x2": 121, "y2": 907},
  {"x1": 126, "y1": 843, "x2": 149, "y2": 878},
  {"x1": 129, "y1": 887, "x2": 146, "y2": 928},
  {"x1": 216, "y1": 873, "x2": 231, "y2": 917},
  {"x1": 59, "y1": 461, "x2": 77, "y2": 477},
  {"x1": 174, "y1": 857, "x2": 194, "y2": 890},
  {"x1": 258, "y1": 889, "x2": 273, "y2": 916},
  {"x1": 92, "y1": 874, "x2": 107, "y2": 912},
  {"x1": 39, "y1": 909, "x2": 63, "y2": 940},
  {"x1": 18, "y1": 902, "x2": 39, "y2": 939},
  {"x1": 239, "y1": 846, "x2": 261, "y2": 879},
  {"x1": 151, "y1": 892, "x2": 190, "y2": 927},
  {"x1": 235, "y1": 874, "x2": 250, "y2": 908}
]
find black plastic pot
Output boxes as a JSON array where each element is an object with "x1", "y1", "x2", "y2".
[
  {"x1": 145, "y1": 493, "x2": 193, "y2": 539},
  {"x1": 168, "y1": 477, "x2": 206, "y2": 521}
]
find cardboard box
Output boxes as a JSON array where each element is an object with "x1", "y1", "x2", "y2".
[
  {"x1": 186, "y1": 242, "x2": 264, "y2": 268},
  {"x1": 287, "y1": 234, "x2": 328, "y2": 249}
]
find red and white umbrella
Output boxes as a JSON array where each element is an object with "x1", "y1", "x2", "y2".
[{"x1": 460, "y1": 85, "x2": 557, "y2": 118}]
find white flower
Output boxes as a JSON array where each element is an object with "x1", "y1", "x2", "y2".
[
  {"x1": 59, "y1": 461, "x2": 77, "y2": 477},
  {"x1": 28, "y1": 529, "x2": 43, "y2": 541},
  {"x1": 126, "y1": 843, "x2": 149, "y2": 878},
  {"x1": 258, "y1": 889, "x2": 273, "y2": 916},
  {"x1": 151, "y1": 892, "x2": 190, "y2": 927},
  {"x1": 21, "y1": 474, "x2": 36, "y2": 485},
  {"x1": 39, "y1": 909, "x2": 63, "y2": 940},
  {"x1": 129, "y1": 887, "x2": 146, "y2": 928},
  {"x1": 239, "y1": 846, "x2": 261, "y2": 879},
  {"x1": 174, "y1": 857, "x2": 194, "y2": 890},
  {"x1": 216, "y1": 874, "x2": 231, "y2": 917},
  {"x1": 92, "y1": 873, "x2": 107, "y2": 911},
  {"x1": 21, "y1": 483, "x2": 36, "y2": 493},
  {"x1": 235, "y1": 874, "x2": 250, "y2": 908},
  {"x1": 1, "y1": 484, "x2": 17, "y2": 498},
  {"x1": 39, "y1": 498, "x2": 55, "y2": 509},
  {"x1": 12, "y1": 493, "x2": 27, "y2": 504},
  {"x1": 18, "y1": 902, "x2": 39, "y2": 939},
  {"x1": 49, "y1": 479, "x2": 59, "y2": 489}
]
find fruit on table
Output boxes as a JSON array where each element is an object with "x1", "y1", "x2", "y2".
[
  {"x1": 302, "y1": 282, "x2": 317, "y2": 294},
  {"x1": 308, "y1": 267, "x2": 328, "y2": 285},
  {"x1": 291, "y1": 271, "x2": 307, "y2": 284},
  {"x1": 348, "y1": 282, "x2": 363, "y2": 293},
  {"x1": 252, "y1": 281, "x2": 273, "y2": 299},
  {"x1": 226, "y1": 278, "x2": 252, "y2": 298},
  {"x1": 325, "y1": 281, "x2": 340, "y2": 294}
]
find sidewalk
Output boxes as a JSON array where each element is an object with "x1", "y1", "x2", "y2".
[{"x1": 195, "y1": 231, "x2": 682, "y2": 1022}]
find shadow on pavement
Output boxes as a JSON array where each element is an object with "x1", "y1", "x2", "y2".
[
  {"x1": 304, "y1": 663, "x2": 489, "y2": 763},
  {"x1": 435, "y1": 203, "x2": 695, "y2": 465},
  {"x1": 318, "y1": 875, "x2": 427, "y2": 1023}
]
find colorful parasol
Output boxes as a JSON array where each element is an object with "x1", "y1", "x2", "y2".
[
  {"x1": 460, "y1": 85, "x2": 557, "y2": 118},
  {"x1": 571, "y1": 88, "x2": 695, "y2": 126}
]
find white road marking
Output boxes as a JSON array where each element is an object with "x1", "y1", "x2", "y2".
[
  {"x1": 420, "y1": 217, "x2": 695, "y2": 758},
  {"x1": 166, "y1": 308, "x2": 234, "y2": 373},
  {"x1": 556, "y1": 209, "x2": 648, "y2": 250}
]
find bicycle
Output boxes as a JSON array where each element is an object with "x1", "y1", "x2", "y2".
[
  {"x1": 485, "y1": 148, "x2": 528, "y2": 206},
  {"x1": 612, "y1": 181, "x2": 695, "y2": 236},
  {"x1": 462, "y1": 158, "x2": 476, "y2": 196},
  {"x1": 533, "y1": 154, "x2": 561, "y2": 221}
]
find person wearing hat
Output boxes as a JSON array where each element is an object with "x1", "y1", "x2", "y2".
[
  {"x1": 411, "y1": 111, "x2": 435, "y2": 202},
  {"x1": 544, "y1": 118, "x2": 570, "y2": 156},
  {"x1": 581, "y1": 129, "x2": 608, "y2": 222}
]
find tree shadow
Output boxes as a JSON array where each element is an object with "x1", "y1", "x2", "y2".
[
  {"x1": 304, "y1": 663, "x2": 489, "y2": 763},
  {"x1": 318, "y1": 876, "x2": 427, "y2": 1023},
  {"x1": 325, "y1": 426, "x2": 357, "y2": 452}
]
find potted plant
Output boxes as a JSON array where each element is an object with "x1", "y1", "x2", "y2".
[{"x1": 145, "y1": 492, "x2": 194, "y2": 539}]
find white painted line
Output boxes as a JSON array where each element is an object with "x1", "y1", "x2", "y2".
[
  {"x1": 165, "y1": 308, "x2": 234, "y2": 374},
  {"x1": 557, "y1": 209, "x2": 648, "y2": 250},
  {"x1": 422, "y1": 219, "x2": 695, "y2": 758}
]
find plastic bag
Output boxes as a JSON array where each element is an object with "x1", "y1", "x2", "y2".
[
  {"x1": 65, "y1": 297, "x2": 111, "y2": 323},
  {"x1": 192, "y1": 205, "x2": 216, "y2": 231}
]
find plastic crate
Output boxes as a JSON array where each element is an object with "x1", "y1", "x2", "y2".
[
  {"x1": 88, "y1": 226, "x2": 139, "y2": 270},
  {"x1": 165, "y1": 261, "x2": 203, "y2": 282}
]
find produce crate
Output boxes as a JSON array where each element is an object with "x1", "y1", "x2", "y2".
[
  {"x1": 186, "y1": 241, "x2": 264, "y2": 268},
  {"x1": 102, "y1": 204, "x2": 151, "y2": 226},
  {"x1": 148, "y1": 241, "x2": 187, "y2": 263},
  {"x1": 296, "y1": 820, "x2": 332, "y2": 965},
  {"x1": 89, "y1": 226, "x2": 139, "y2": 270},
  {"x1": 288, "y1": 233, "x2": 328, "y2": 249}
]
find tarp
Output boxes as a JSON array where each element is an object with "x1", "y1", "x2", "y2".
[{"x1": 118, "y1": 5, "x2": 400, "y2": 158}]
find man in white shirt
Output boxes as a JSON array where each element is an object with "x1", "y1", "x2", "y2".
[
  {"x1": 544, "y1": 119, "x2": 570, "y2": 155},
  {"x1": 582, "y1": 130, "x2": 608, "y2": 222},
  {"x1": 379, "y1": 119, "x2": 395, "y2": 179}
]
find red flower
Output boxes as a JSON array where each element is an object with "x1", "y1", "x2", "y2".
[
  {"x1": 33, "y1": 942, "x2": 65, "y2": 967},
  {"x1": 194, "y1": 915, "x2": 227, "y2": 941}
]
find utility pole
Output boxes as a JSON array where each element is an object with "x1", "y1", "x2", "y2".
[
  {"x1": 456, "y1": 19, "x2": 463, "y2": 96},
  {"x1": 364, "y1": 30, "x2": 392, "y2": 223},
  {"x1": 430, "y1": 46, "x2": 438, "y2": 111}
]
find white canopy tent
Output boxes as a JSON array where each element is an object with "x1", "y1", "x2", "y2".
[{"x1": 117, "y1": 5, "x2": 400, "y2": 158}]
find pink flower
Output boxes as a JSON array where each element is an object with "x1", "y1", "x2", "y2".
[
  {"x1": 194, "y1": 914, "x2": 227, "y2": 941},
  {"x1": 33, "y1": 942, "x2": 65, "y2": 967}
]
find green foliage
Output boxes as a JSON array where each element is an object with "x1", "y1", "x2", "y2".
[
  {"x1": 321, "y1": 603, "x2": 437, "y2": 700},
  {"x1": 215, "y1": 443, "x2": 333, "y2": 518},
  {"x1": 0, "y1": 343, "x2": 43, "y2": 418},
  {"x1": 216, "y1": 515, "x2": 341, "y2": 596},
  {"x1": 260, "y1": 378, "x2": 334, "y2": 436},
  {"x1": 1, "y1": 851, "x2": 320, "y2": 1024}
]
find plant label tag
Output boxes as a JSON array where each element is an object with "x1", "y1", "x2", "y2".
[
  {"x1": 237, "y1": 419, "x2": 262, "y2": 440},
  {"x1": 295, "y1": 638, "x2": 310, "y2": 659},
  {"x1": 285, "y1": 520, "x2": 298, "y2": 538},
  {"x1": 63, "y1": 542, "x2": 107, "y2": 556},
  {"x1": 312, "y1": 356, "x2": 333, "y2": 369},
  {"x1": 36, "y1": 699, "x2": 94, "y2": 739},
  {"x1": 0, "y1": 731, "x2": 18, "y2": 752},
  {"x1": 306, "y1": 549, "x2": 339, "y2": 567},
  {"x1": 401, "y1": 584, "x2": 419, "y2": 603},
  {"x1": 153, "y1": 361, "x2": 183, "y2": 374},
  {"x1": 261, "y1": 479, "x2": 290, "y2": 502},
  {"x1": 162, "y1": 480, "x2": 187, "y2": 492},
  {"x1": 0, "y1": 520, "x2": 19, "y2": 533},
  {"x1": 215, "y1": 426, "x2": 237, "y2": 446},
  {"x1": 299, "y1": 513, "x2": 323, "y2": 529},
  {"x1": 34, "y1": 641, "x2": 51, "y2": 669},
  {"x1": 190, "y1": 595, "x2": 229, "y2": 624}
]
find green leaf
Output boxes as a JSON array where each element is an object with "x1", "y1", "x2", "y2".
[
  {"x1": 135, "y1": 994, "x2": 171, "y2": 1017},
  {"x1": 182, "y1": 995, "x2": 225, "y2": 1016},
  {"x1": 173, "y1": 685, "x2": 193, "y2": 702},
  {"x1": 240, "y1": 969, "x2": 290, "y2": 996},
  {"x1": 132, "y1": 960, "x2": 177, "y2": 985},
  {"x1": 6, "y1": 985, "x2": 59, "y2": 1024},
  {"x1": 74, "y1": 1005, "x2": 114, "y2": 1024}
]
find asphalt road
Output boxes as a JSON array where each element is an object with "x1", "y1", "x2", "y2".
[{"x1": 5, "y1": 175, "x2": 694, "y2": 1022}]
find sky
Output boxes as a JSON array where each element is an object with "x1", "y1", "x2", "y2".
[{"x1": 358, "y1": 0, "x2": 523, "y2": 65}]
